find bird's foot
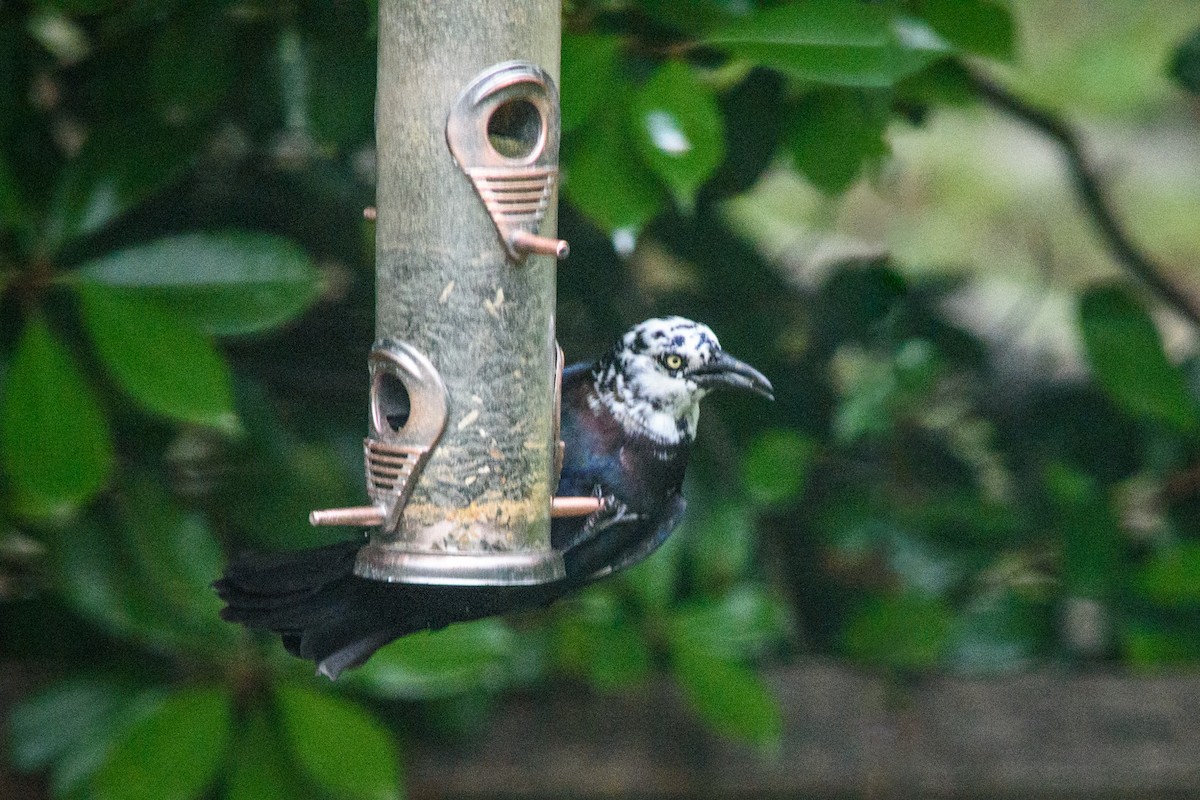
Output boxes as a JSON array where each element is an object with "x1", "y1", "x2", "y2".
[
  {"x1": 559, "y1": 493, "x2": 640, "y2": 552},
  {"x1": 589, "y1": 494, "x2": 639, "y2": 530}
]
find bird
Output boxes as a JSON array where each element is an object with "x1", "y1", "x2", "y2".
[{"x1": 215, "y1": 316, "x2": 773, "y2": 679}]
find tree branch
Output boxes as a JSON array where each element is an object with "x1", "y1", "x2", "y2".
[{"x1": 963, "y1": 66, "x2": 1200, "y2": 328}]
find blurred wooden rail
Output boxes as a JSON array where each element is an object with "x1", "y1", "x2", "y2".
[
  {"x1": 4, "y1": 661, "x2": 1200, "y2": 799},
  {"x1": 408, "y1": 660, "x2": 1200, "y2": 799}
]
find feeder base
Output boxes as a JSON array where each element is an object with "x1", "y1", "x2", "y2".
[{"x1": 353, "y1": 543, "x2": 565, "y2": 586}]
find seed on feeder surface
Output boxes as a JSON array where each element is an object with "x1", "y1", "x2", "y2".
[
  {"x1": 471, "y1": 394, "x2": 483, "y2": 405},
  {"x1": 494, "y1": 287, "x2": 505, "y2": 306},
  {"x1": 457, "y1": 408, "x2": 480, "y2": 431},
  {"x1": 438, "y1": 280, "x2": 455, "y2": 304},
  {"x1": 483, "y1": 298, "x2": 500, "y2": 319}
]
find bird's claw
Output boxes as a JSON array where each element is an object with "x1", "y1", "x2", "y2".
[
  {"x1": 559, "y1": 491, "x2": 640, "y2": 553},
  {"x1": 589, "y1": 494, "x2": 638, "y2": 527}
]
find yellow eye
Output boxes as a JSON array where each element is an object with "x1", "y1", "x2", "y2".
[{"x1": 664, "y1": 354, "x2": 684, "y2": 371}]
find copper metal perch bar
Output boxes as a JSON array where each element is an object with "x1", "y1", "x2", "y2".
[
  {"x1": 310, "y1": 506, "x2": 386, "y2": 527},
  {"x1": 510, "y1": 229, "x2": 568, "y2": 259},
  {"x1": 365, "y1": 208, "x2": 566, "y2": 260},
  {"x1": 310, "y1": 496, "x2": 603, "y2": 527},
  {"x1": 550, "y1": 496, "x2": 604, "y2": 517}
]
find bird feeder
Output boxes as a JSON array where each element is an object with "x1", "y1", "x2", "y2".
[{"x1": 309, "y1": 0, "x2": 598, "y2": 586}]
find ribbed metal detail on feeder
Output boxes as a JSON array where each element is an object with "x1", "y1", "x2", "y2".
[
  {"x1": 364, "y1": 441, "x2": 423, "y2": 525},
  {"x1": 468, "y1": 166, "x2": 555, "y2": 239},
  {"x1": 447, "y1": 62, "x2": 568, "y2": 262}
]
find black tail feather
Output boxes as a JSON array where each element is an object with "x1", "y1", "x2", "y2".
[
  {"x1": 217, "y1": 540, "x2": 361, "y2": 598},
  {"x1": 215, "y1": 540, "x2": 413, "y2": 678},
  {"x1": 216, "y1": 539, "x2": 566, "y2": 679}
]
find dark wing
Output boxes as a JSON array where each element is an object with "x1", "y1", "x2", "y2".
[
  {"x1": 586, "y1": 493, "x2": 686, "y2": 581},
  {"x1": 555, "y1": 492, "x2": 687, "y2": 585}
]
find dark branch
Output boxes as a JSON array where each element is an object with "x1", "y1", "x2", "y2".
[{"x1": 963, "y1": 66, "x2": 1200, "y2": 328}]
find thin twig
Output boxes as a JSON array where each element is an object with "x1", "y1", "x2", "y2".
[{"x1": 963, "y1": 66, "x2": 1200, "y2": 328}]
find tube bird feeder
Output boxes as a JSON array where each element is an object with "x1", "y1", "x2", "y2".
[{"x1": 310, "y1": 0, "x2": 596, "y2": 586}]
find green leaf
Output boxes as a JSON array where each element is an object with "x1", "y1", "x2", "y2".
[
  {"x1": 0, "y1": 314, "x2": 113, "y2": 514},
  {"x1": 1044, "y1": 463, "x2": 1123, "y2": 601},
  {"x1": 1078, "y1": 284, "x2": 1200, "y2": 431},
  {"x1": 789, "y1": 88, "x2": 890, "y2": 195},
  {"x1": 622, "y1": 521, "x2": 682, "y2": 611},
  {"x1": 742, "y1": 428, "x2": 816, "y2": 506},
  {"x1": 9, "y1": 679, "x2": 158, "y2": 798},
  {"x1": 77, "y1": 232, "x2": 320, "y2": 336},
  {"x1": 943, "y1": 593, "x2": 1046, "y2": 675},
  {"x1": 354, "y1": 620, "x2": 518, "y2": 700},
  {"x1": 561, "y1": 34, "x2": 622, "y2": 133},
  {"x1": 640, "y1": 0, "x2": 748, "y2": 36},
  {"x1": 1169, "y1": 28, "x2": 1200, "y2": 96},
  {"x1": 894, "y1": 59, "x2": 978, "y2": 107},
  {"x1": 77, "y1": 283, "x2": 237, "y2": 429},
  {"x1": 46, "y1": 513, "x2": 189, "y2": 649},
  {"x1": 8, "y1": 676, "x2": 135, "y2": 773},
  {"x1": 706, "y1": 3, "x2": 952, "y2": 88},
  {"x1": 630, "y1": 62, "x2": 725, "y2": 209},
  {"x1": 671, "y1": 642, "x2": 782, "y2": 747},
  {"x1": 117, "y1": 476, "x2": 234, "y2": 646},
  {"x1": 227, "y1": 708, "x2": 301, "y2": 800},
  {"x1": 276, "y1": 682, "x2": 402, "y2": 800},
  {"x1": 842, "y1": 592, "x2": 954, "y2": 670},
  {"x1": 1135, "y1": 543, "x2": 1200, "y2": 607},
  {"x1": 555, "y1": 592, "x2": 652, "y2": 691},
  {"x1": 93, "y1": 686, "x2": 233, "y2": 800},
  {"x1": 1123, "y1": 618, "x2": 1200, "y2": 669},
  {"x1": 687, "y1": 501, "x2": 756, "y2": 587},
  {"x1": 44, "y1": 118, "x2": 201, "y2": 252},
  {"x1": 885, "y1": 529, "x2": 969, "y2": 596},
  {"x1": 563, "y1": 89, "x2": 669, "y2": 235},
  {"x1": 913, "y1": 0, "x2": 1015, "y2": 61},
  {"x1": 671, "y1": 585, "x2": 790, "y2": 662}
]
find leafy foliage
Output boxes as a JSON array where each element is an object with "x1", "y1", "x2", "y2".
[
  {"x1": 1079, "y1": 284, "x2": 1200, "y2": 431},
  {"x1": 2, "y1": 1, "x2": 1198, "y2": 798},
  {"x1": 276, "y1": 683, "x2": 402, "y2": 800},
  {"x1": 92, "y1": 686, "x2": 233, "y2": 800},
  {"x1": 1, "y1": 315, "x2": 113, "y2": 515},
  {"x1": 1170, "y1": 27, "x2": 1200, "y2": 96}
]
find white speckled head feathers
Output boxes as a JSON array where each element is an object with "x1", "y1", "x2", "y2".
[{"x1": 589, "y1": 317, "x2": 772, "y2": 446}]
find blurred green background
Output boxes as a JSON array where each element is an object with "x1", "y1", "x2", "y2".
[{"x1": 2, "y1": 0, "x2": 1199, "y2": 798}]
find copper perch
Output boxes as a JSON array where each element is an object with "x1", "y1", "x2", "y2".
[
  {"x1": 310, "y1": 505, "x2": 386, "y2": 527},
  {"x1": 312, "y1": 496, "x2": 602, "y2": 526},
  {"x1": 550, "y1": 496, "x2": 604, "y2": 518},
  {"x1": 509, "y1": 229, "x2": 569, "y2": 259}
]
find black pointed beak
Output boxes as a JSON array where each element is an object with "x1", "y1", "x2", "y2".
[{"x1": 689, "y1": 350, "x2": 774, "y2": 400}]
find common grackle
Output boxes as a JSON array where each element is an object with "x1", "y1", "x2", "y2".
[{"x1": 215, "y1": 317, "x2": 773, "y2": 678}]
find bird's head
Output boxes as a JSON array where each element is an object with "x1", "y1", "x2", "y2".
[{"x1": 591, "y1": 316, "x2": 774, "y2": 444}]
